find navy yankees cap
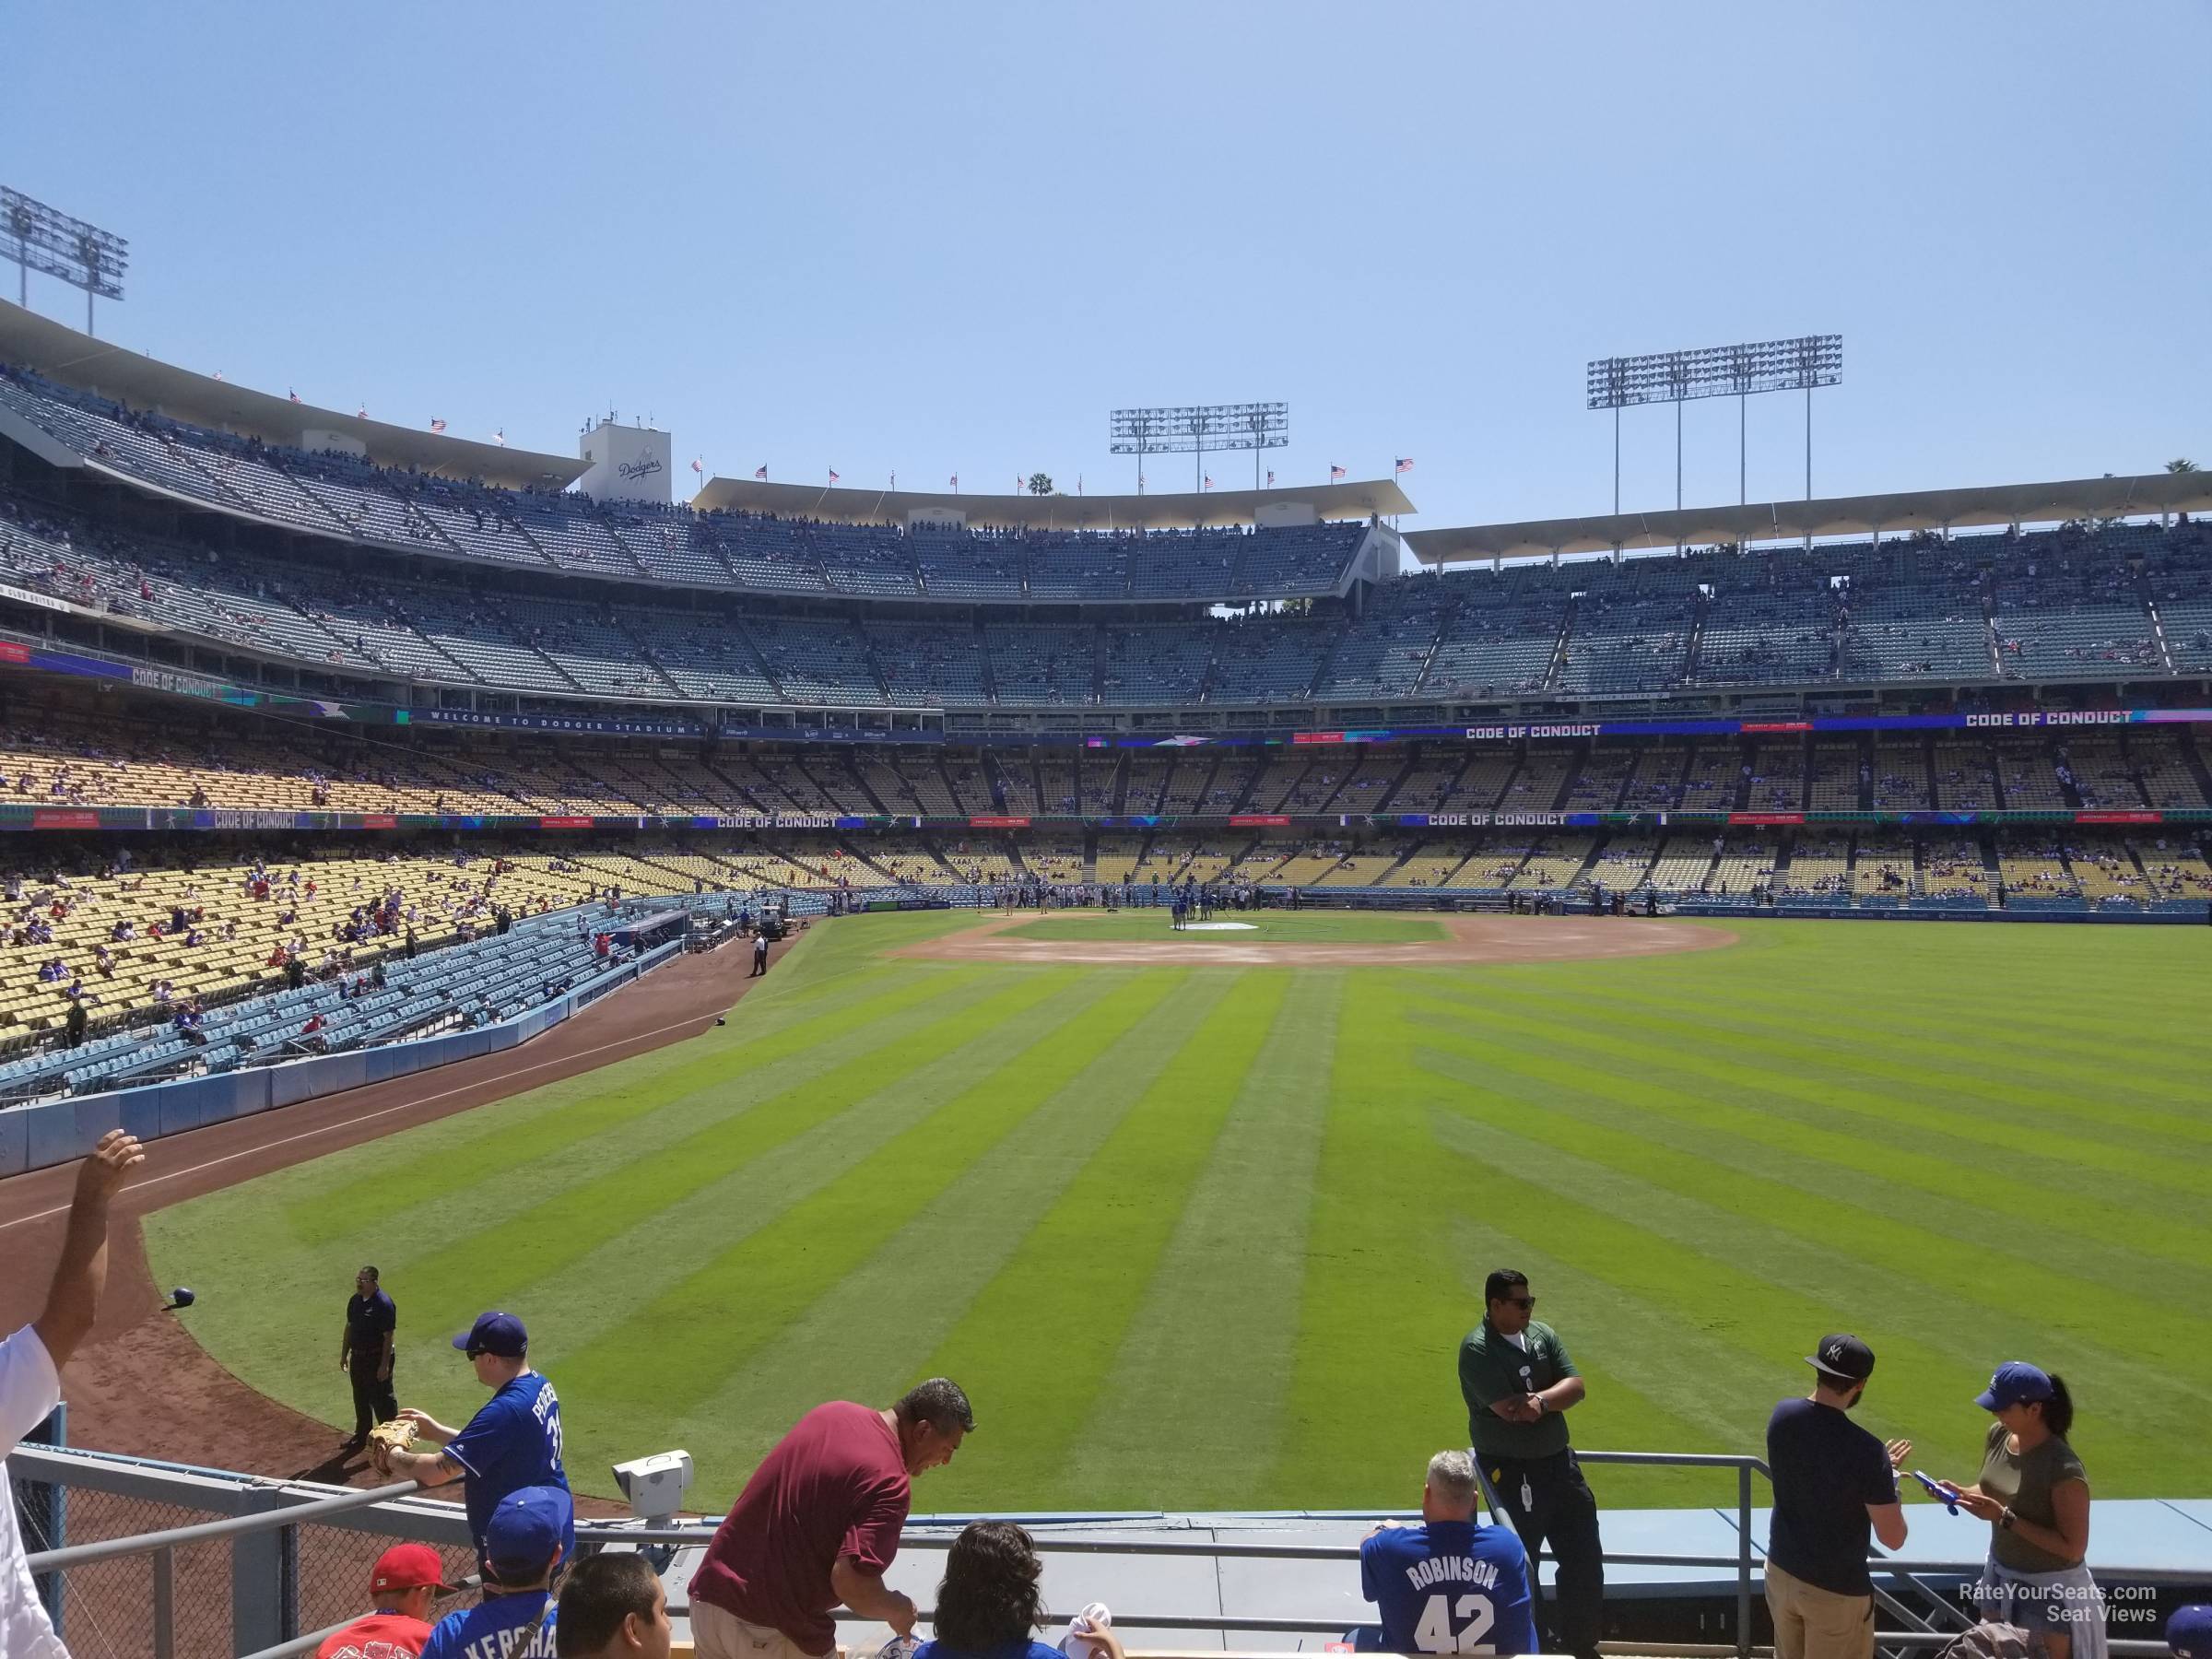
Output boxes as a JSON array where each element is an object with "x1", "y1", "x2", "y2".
[
  {"x1": 453, "y1": 1311, "x2": 527, "y2": 1358},
  {"x1": 1974, "y1": 1361, "x2": 2054, "y2": 1412},
  {"x1": 1806, "y1": 1334, "x2": 1876, "y2": 1382}
]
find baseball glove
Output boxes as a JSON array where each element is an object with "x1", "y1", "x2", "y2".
[{"x1": 366, "y1": 1418, "x2": 415, "y2": 1475}]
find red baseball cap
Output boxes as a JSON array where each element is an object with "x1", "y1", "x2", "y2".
[{"x1": 370, "y1": 1543, "x2": 450, "y2": 1596}]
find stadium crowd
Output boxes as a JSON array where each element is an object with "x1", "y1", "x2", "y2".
[{"x1": 6, "y1": 453, "x2": 2212, "y2": 713}]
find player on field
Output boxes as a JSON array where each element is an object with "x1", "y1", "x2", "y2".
[{"x1": 1359, "y1": 1450, "x2": 1537, "y2": 1656}]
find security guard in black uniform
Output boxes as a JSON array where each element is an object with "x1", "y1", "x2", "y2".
[
  {"x1": 1458, "y1": 1267, "x2": 1605, "y2": 1659},
  {"x1": 339, "y1": 1265, "x2": 398, "y2": 1450}
]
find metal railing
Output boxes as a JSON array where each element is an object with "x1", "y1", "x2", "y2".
[{"x1": 18, "y1": 1445, "x2": 2203, "y2": 1659}]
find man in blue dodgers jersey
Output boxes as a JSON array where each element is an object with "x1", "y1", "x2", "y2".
[
  {"x1": 420, "y1": 1485, "x2": 571, "y2": 1659},
  {"x1": 376, "y1": 1312, "x2": 574, "y2": 1569},
  {"x1": 1359, "y1": 1451, "x2": 1538, "y2": 1656}
]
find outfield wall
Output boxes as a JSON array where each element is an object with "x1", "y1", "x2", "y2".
[
  {"x1": 1265, "y1": 886, "x2": 2209, "y2": 923},
  {"x1": 0, "y1": 938, "x2": 687, "y2": 1179}
]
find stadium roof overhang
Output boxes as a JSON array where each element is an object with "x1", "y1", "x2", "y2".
[
  {"x1": 0, "y1": 299, "x2": 586, "y2": 489},
  {"x1": 1406, "y1": 473, "x2": 2212, "y2": 564},
  {"x1": 688, "y1": 476, "x2": 1413, "y2": 530}
]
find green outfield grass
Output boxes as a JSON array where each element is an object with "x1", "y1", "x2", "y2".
[
  {"x1": 145, "y1": 912, "x2": 2212, "y2": 1515},
  {"x1": 1005, "y1": 911, "x2": 1445, "y2": 943}
]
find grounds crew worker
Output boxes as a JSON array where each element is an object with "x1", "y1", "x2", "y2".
[{"x1": 1459, "y1": 1268, "x2": 1604, "y2": 1659}]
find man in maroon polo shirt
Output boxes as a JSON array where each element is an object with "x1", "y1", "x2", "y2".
[{"x1": 689, "y1": 1379, "x2": 975, "y2": 1659}]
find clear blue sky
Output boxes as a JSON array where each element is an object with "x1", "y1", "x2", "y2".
[{"x1": 6, "y1": 1, "x2": 2207, "y2": 529}]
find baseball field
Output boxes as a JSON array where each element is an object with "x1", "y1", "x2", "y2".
[{"x1": 143, "y1": 909, "x2": 2212, "y2": 1515}]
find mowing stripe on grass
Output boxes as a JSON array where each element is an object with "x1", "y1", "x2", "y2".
[
  {"x1": 1423, "y1": 1094, "x2": 2205, "y2": 1489},
  {"x1": 1397, "y1": 933, "x2": 2212, "y2": 1063},
  {"x1": 921, "y1": 971, "x2": 1288, "y2": 1512},
  {"x1": 135, "y1": 913, "x2": 2212, "y2": 1510},
  {"x1": 1075, "y1": 970, "x2": 1344, "y2": 1508},
  {"x1": 1410, "y1": 971, "x2": 2212, "y2": 1132},
  {"x1": 1435, "y1": 979, "x2": 2212, "y2": 1163},
  {"x1": 1406, "y1": 1005, "x2": 2212, "y2": 1310},
  {"x1": 161, "y1": 970, "x2": 1084, "y2": 1425},
  {"x1": 563, "y1": 971, "x2": 1221, "y2": 1428},
  {"x1": 282, "y1": 964, "x2": 991, "y2": 1246},
  {"x1": 1412, "y1": 1041, "x2": 2212, "y2": 1391},
  {"x1": 1416, "y1": 1065, "x2": 2212, "y2": 1441},
  {"x1": 1265, "y1": 973, "x2": 1477, "y2": 1508},
  {"x1": 476, "y1": 970, "x2": 1140, "y2": 1369},
  {"x1": 1401, "y1": 994, "x2": 2212, "y2": 1244},
  {"x1": 1462, "y1": 967, "x2": 2212, "y2": 1086},
  {"x1": 658, "y1": 970, "x2": 1230, "y2": 1484},
  {"x1": 350, "y1": 971, "x2": 1070, "y2": 1318}
]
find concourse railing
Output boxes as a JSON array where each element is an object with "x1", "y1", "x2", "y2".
[{"x1": 20, "y1": 1444, "x2": 2201, "y2": 1659}]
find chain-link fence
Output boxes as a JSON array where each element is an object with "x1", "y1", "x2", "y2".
[
  {"x1": 291, "y1": 1519, "x2": 481, "y2": 1642},
  {"x1": 14, "y1": 1444, "x2": 482, "y2": 1659},
  {"x1": 14, "y1": 1478, "x2": 234, "y2": 1659}
]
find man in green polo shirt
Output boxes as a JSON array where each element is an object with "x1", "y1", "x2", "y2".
[{"x1": 1458, "y1": 1267, "x2": 1605, "y2": 1659}]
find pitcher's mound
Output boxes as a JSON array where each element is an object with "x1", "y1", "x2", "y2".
[{"x1": 894, "y1": 913, "x2": 1735, "y2": 967}]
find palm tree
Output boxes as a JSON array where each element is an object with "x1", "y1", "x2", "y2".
[
  {"x1": 2167, "y1": 458, "x2": 2199, "y2": 473},
  {"x1": 1027, "y1": 472, "x2": 1054, "y2": 496}
]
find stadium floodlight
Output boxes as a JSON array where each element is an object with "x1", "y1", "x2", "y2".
[
  {"x1": 1585, "y1": 335, "x2": 1841, "y2": 525},
  {"x1": 1112, "y1": 402, "x2": 1288, "y2": 492},
  {"x1": 1, "y1": 187, "x2": 130, "y2": 336}
]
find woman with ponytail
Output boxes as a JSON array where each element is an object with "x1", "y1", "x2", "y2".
[{"x1": 1937, "y1": 1363, "x2": 2100, "y2": 1659}]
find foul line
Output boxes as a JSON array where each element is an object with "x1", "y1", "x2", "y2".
[{"x1": 0, "y1": 1009, "x2": 724, "y2": 1234}]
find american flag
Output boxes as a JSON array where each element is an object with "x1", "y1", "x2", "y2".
[
  {"x1": 493, "y1": 429, "x2": 506, "y2": 447},
  {"x1": 949, "y1": 474, "x2": 958, "y2": 490},
  {"x1": 1077, "y1": 475, "x2": 1083, "y2": 495},
  {"x1": 429, "y1": 418, "x2": 447, "y2": 433},
  {"x1": 755, "y1": 465, "x2": 769, "y2": 479},
  {"x1": 1267, "y1": 470, "x2": 1276, "y2": 488},
  {"x1": 288, "y1": 390, "x2": 300, "y2": 404},
  {"x1": 1203, "y1": 475, "x2": 1215, "y2": 490},
  {"x1": 1395, "y1": 457, "x2": 1414, "y2": 474},
  {"x1": 691, "y1": 457, "x2": 703, "y2": 475},
  {"x1": 357, "y1": 406, "x2": 368, "y2": 419},
  {"x1": 1329, "y1": 465, "x2": 1347, "y2": 481},
  {"x1": 211, "y1": 371, "x2": 224, "y2": 382},
  {"x1": 828, "y1": 468, "x2": 841, "y2": 484}
]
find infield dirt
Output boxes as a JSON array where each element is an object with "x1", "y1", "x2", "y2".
[{"x1": 894, "y1": 911, "x2": 1738, "y2": 967}]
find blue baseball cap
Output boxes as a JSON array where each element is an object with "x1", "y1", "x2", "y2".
[
  {"x1": 452, "y1": 1312, "x2": 527, "y2": 1358},
  {"x1": 1974, "y1": 1361, "x2": 2054, "y2": 1412},
  {"x1": 485, "y1": 1485, "x2": 571, "y2": 1581},
  {"x1": 2169, "y1": 1606, "x2": 2212, "y2": 1659}
]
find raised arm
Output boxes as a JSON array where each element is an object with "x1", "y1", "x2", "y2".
[{"x1": 32, "y1": 1131, "x2": 145, "y2": 1370}]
